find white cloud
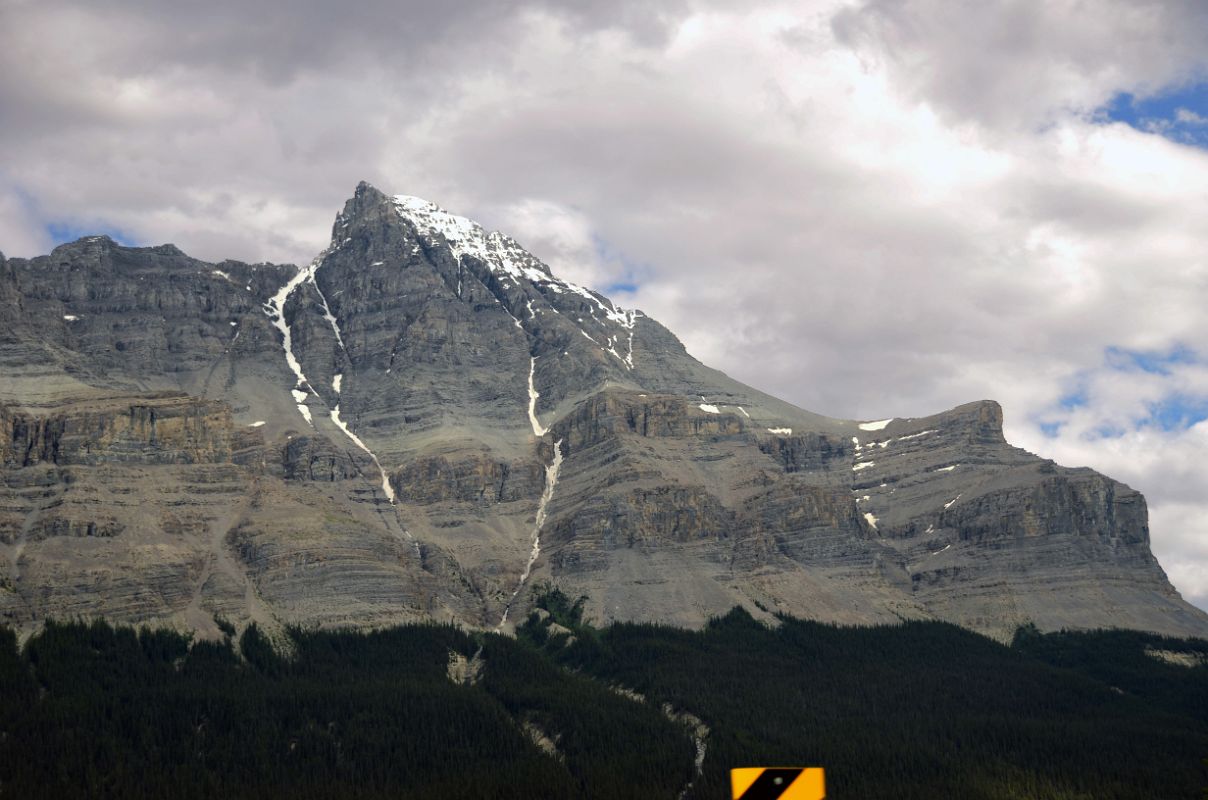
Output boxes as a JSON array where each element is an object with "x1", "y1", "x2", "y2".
[
  {"x1": 3, "y1": 0, "x2": 1208, "y2": 611},
  {"x1": 477, "y1": 199, "x2": 630, "y2": 290},
  {"x1": 0, "y1": 186, "x2": 52, "y2": 259},
  {"x1": 831, "y1": 0, "x2": 1208, "y2": 130},
  {"x1": 1175, "y1": 107, "x2": 1208, "y2": 125}
]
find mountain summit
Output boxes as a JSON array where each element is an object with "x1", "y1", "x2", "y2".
[{"x1": 1, "y1": 182, "x2": 1204, "y2": 641}]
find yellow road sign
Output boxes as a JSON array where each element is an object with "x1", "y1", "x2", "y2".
[{"x1": 730, "y1": 767, "x2": 825, "y2": 799}]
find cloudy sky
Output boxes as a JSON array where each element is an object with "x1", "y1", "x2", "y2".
[{"x1": 4, "y1": 0, "x2": 1208, "y2": 610}]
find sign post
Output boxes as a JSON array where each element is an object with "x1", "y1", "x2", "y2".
[{"x1": 730, "y1": 767, "x2": 826, "y2": 799}]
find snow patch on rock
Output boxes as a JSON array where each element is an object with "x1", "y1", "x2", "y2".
[
  {"x1": 392, "y1": 194, "x2": 640, "y2": 368},
  {"x1": 527, "y1": 357, "x2": 548, "y2": 437},
  {"x1": 330, "y1": 403, "x2": 396, "y2": 504}
]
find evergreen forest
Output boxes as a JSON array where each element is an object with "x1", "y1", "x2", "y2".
[{"x1": 1, "y1": 590, "x2": 1206, "y2": 799}]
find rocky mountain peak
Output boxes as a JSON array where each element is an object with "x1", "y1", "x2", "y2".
[
  {"x1": 0, "y1": 187, "x2": 1205, "y2": 642},
  {"x1": 918, "y1": 399, "x2": 1006, "y2": 446},
  {"x1": 49, "y1": 235, "x2": 116, "y2": 263},
  {"x1": 309, "y1": 183, "x2": 652, "y2": 430},
  {"x1": 343, "y1": 183, "x2": 579, "y2": 293}
]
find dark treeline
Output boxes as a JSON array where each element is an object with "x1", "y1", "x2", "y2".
[
  {"x1": 0, "y1": 595, "x2": 1205, "y2": 799},
  {"x1": 0, "y1": 619, "x2": 690, "y2": 799},
  {"x1": 522, "y1": 590, "x2": 1208, "y2": 800}
]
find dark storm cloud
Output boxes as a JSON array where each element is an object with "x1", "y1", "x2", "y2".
[{"x1": 5, "y1": 0, "x2": 691, "y2": 81}]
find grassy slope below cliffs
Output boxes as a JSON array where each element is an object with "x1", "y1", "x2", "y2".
[{"x1": 0, "y1": 598, "x2": 1206, "y2": 799}]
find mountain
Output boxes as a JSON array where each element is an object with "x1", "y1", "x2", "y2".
[{"x1": 0, "y1": 181, "x2": 1204, "y2": 641}]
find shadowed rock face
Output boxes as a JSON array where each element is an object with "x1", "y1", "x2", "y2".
[{"x1": 1, "y1": 183, "x2": 1204, "y2": 641}]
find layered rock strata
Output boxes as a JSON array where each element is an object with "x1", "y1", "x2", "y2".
[{"x1": 0, "y1": 185, "x2": 1203, "y2": 641}]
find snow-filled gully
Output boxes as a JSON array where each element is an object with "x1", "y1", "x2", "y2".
[
  {"x1": 265, "y1": 259, "x2": 401, "y2": 511},
  {"x1": 499, "y1": 438, "x2": 564, "y2": 628},
  {"x1": 501, "y1": 335, "x2": 567, "y2": 627},
  {"x1": 265, "y1": 258, "x2": 320, "y2": 425},
  {"x1": 329, "y1": 402, "x2": 396, "y2": 504},
  {"x1": 527, "y1": 356, "x2": 548, "y2": 437},
  {"x1": 679, "y1": 732, "x2": 707, "y2": 800}
]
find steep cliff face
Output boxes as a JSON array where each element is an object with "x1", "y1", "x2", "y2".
[
  {"x1": 0, "y1": 395, "x2": 239, "y2": 467},
  {"x1": 0, "y1": 394, "x2": 467, "y2": 636},
  {"x1": 0, "y1": 183, "x2": 1204, "y2": 641}
]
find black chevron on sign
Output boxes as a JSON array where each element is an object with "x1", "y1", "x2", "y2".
[{"x1": 736, "y1": 768, "x2": 806, "y2": 800}]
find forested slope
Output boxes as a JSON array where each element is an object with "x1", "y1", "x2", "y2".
[{"x1": 1, "y1": 597, "x2": 1205, "y2": 799}]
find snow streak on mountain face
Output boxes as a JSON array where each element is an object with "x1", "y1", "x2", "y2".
[{"x1": 263, "y1": 247, "x2": 400, "y2": 507}]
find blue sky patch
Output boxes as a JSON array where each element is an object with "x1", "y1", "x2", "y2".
[
  {"x1": 1038, "y1": 420, "x2": 1064, "y2": 438},
  {"x1": 1058, "y1": 385, "x2": 1088, "y2": 410},
  {"x1": 605, "y1": 281, "x2": 638, "y2": 294},
  {"x1": 592, "y1": 234, "x2": 649, "y2": 295},
  {"x1": 1102, "y1": 82, "x2": 1208, "y2": 147},
  {"x1": 1087, "y1": 422, "x2": 1129, "y2": 440},
  {"x1": 1142, "y1": 393, "x2": 1208, "y2": 432},
  {"x1": 1104, "y1": 344, "x2": 1197, "y2": 375},
  {"x1": 45, "y1": 221, "x2": 136, "y2": 247},
  {"x1": 1035, "y1": 345, "x2": 1207, "y2": 439}
]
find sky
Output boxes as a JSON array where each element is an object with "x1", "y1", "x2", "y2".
[{"x1": 3, "y1": 0, "x2": 1208, "y2": 611}]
